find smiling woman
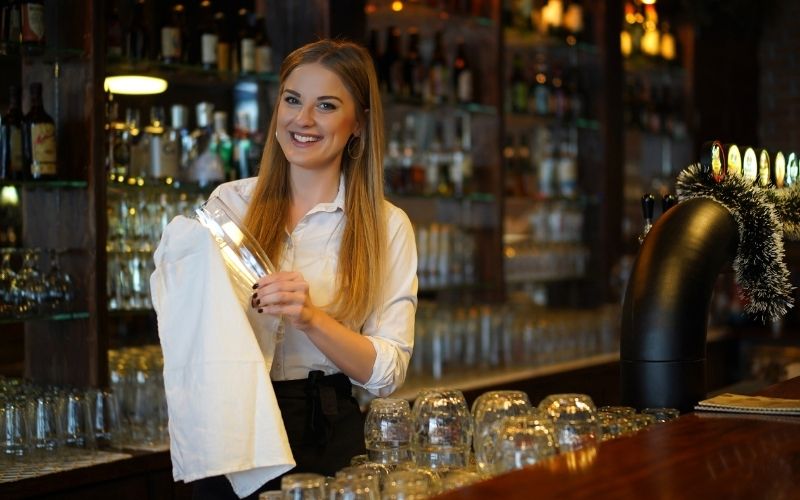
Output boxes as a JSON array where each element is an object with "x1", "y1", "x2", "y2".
[{"x1": 186, "y1": 39, "x2": 419, "y2": 499}]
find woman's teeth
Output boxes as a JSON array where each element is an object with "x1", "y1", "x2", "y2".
[{"x1": 292, "y1": 133, "x2": 319, "y2": 143}]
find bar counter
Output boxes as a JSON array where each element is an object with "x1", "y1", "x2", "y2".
[{"x1": 439, "y1": 376, "x2": 800, "y2": 499}]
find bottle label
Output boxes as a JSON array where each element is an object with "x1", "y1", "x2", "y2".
[
  {"x1": 255, "y1": 45, "x2": 272, "y2": 73},
  {"x1": 217, "y1": 42, "x2": 230, "y2": 71},
  {"x1": 161, "y1": 27, "x2": 181, "y2": 60},
  {"x1": 31, "y1": 122, "x2": 57, "y2": 176},
  {"x1": 457, "y1": 70, "x2": 473, "y2": 103},
  {"x1": 240, "y1": 38, "x2": 255, "y2": 73},
  {"x1": 201, "y1": 33, "x2": 218, "y2": 65},
  {"x1": 21, "y1": 3, "x2": 44, "y2": 43},
  {"x1": 9, "y1": 127, "x2": 23, "y2": 174}
]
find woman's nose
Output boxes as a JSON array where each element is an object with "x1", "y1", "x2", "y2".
[{"x1": 294, "y1": 104, "x2": 314, "y2": 126}]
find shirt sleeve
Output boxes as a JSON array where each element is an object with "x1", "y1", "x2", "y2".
[{"x1": 353, "y1": 204, "x2": 418, "y2": 397}]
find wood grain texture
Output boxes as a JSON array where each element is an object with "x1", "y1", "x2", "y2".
[{"x1": 436, "y1": 376, "x2": 800, "y2": 499}]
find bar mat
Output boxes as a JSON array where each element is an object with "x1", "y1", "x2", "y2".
[
  {"x1": 0, "y1": 450, "x2": 132, "y2": 483},
  {"x1": 695, "y1": 393, "x2": 800, "y2": 416}
]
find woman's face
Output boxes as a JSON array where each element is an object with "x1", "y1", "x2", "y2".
[{"x1": 276, "y1": 62, "x2": 360, "y2": 173}]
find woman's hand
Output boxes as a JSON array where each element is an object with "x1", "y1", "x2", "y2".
[{"x1": 251, "y1": 271, "x2": 319, "y2": 331}]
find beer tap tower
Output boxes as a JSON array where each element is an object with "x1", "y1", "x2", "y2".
[{"x1": 620, "y1": 141, "x2": 798, "y2": 412}]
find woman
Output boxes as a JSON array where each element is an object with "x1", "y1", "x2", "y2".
[{"x1": 193, "y1": 39, "x2": 418, "y2": 498}]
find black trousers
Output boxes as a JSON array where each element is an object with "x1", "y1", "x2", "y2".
[{"x1": 192, "y1": 371, "x2": 366, "y2": 500}]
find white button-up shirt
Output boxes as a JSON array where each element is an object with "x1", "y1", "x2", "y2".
[{"x1": 210, "y1": 176, "x2": 418, "y2": 397}]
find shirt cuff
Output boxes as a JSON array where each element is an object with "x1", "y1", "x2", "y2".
[{"x1": 355, "y1": 335, "x2": 412, "y2": 397}]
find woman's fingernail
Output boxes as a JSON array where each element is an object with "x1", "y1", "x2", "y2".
[
  {"x1": 257, "y1": 308, "x2": 263, "y2": 313},
  {"x1": 252, "y1": 283, "x2": 259, "y2": 289},
  {"x1": 254, "y1": 299, "x2": 260, "y2": 306},
  {"x1": 252, "y1": 292, "x2": 257, "y2": 299}
]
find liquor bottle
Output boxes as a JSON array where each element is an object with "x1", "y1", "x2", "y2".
[
  {"x1": 530, "y1": 52, "x2": 551, "y2": 116},
  {"x1": 23, "y1": 82, "x2": 57, "y2": 180},
  {"x1": 146, "y1": 106, "x2": 179, "y2": 180},
  {"x1": 550, "y1": 64, "x2": 567, "y2": 121},
  {"x1": 451, "y1": 113, "x2": 473, "y2": 197},
  {"x1": 214, "y1": 10, "x2": 231, "y2": 72},
  {"x1": 3, "y1": 0, "x2": 21, "y2": 55},
  {"x1": 380, "y1": 26, "x2": 403, "y2": 96},
  {"x1": 384, "y1": 121, "x2": 403, "y2": 193},
  {"x1": 170, "y1": 104, "x2": 193, "y2": 179},
  {"x1": 557, "y1": 130, "x2": 578, "y2": 197},
  {"x1": 126, "y1": 0, "x2": 149, "y2": 62},
  {"x1": 211, "y1": 111, "x2": 234, "y2": 180},
  {"x1": 106, "y1": 2, "x2": 123, "y2": 60},
  {"x1": 188, "y1": 102, "x2": 224, "y2": 186},
  {"x1": 125, "y1": 108, "x2": 147, "y2": 179},
  {"x1": 509, "y1": 53, "x2": 527, "y2": 114},
  {"x1": 427, "y1": 31, "x2": 450, "y2": 104},
  {"x1": 452, "y1": 39, "x2": 473, "y2": 104},
  {"x1": 233, "y1": 112, "x2": 253, "y2": 179},
  {"x1": 402, "y1": 28, "x2": 423, "y2": 100},
  {"x1": 1, "y1": 85, "x2": 25, "y2": 180},
  {"x1": 197, "y1": 0, "x2": 218, "y2": 70},
  {"x1": 106, "y1": 98, "x2": 129, "y2": 179},
  {"x1": 19, "y1": 0, "x2": 44, "y2": 50},
  {"x1": 161, "y1": 1, "x2": 184, "y2": 64},
  {"x1": 237, "y1": 9, "x2": 255, "y2": 74},
  {"x1": 253, "y1": 16, "x2": 272, "y2": 74},
  {"x1": 366, "y1": 28, "x2": 381, "y2": 72}
]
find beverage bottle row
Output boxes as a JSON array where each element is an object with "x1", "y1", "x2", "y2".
[
  {"x1": 384, "y1": 112, "x2": 474, "y2": 198},
  {"x1": 504, "y1": 125, "x2": 578, "y2": 200},
  {"x1": 504, "y1": 0, "x2": 591, "y2": 42},
  {"x1": 107, "y1": 0, "x2": 273, "y2": 75},
  {"x1": 106, "y1": 100, "x2": 262, "y2": 186},
  {"x1": 507, "y1": 50, "x2": 587, "y2": 121},
  {"x1": 0, "y1": 82, "x2": 57, "y2": 181},
  {"x1": 369, "y1": 27, "x2": 476, "y2": 106},
  {"x1": 0, "y1": 0, "x2": 46, "y2": 55},
  {"x1": 415, "y1": 222, "x2": 476, "y2": 291},
  {"x1": 623, "y1": 74, "x2": 687, "y2": 139}
]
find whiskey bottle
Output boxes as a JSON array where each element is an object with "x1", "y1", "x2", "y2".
[
  {"x1": 23, "y1": 82, "x2": 57, "y2": 180},
  {"x1": 1, "y1": 85, "x2": 25, "y2": 180}
]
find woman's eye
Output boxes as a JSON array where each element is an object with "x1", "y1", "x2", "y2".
[
  {"x1": 284, "y1": 95, "x2": 300, "y2": 105},
  {"x1": 318, "y1": 102, "x2": 336, "y2": 111}
]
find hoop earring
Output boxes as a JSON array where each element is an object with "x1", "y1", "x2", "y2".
[{"x1": 347, "y1": 137, "x2": 364, "y2": 160}]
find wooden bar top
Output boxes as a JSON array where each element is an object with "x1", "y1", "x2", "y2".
[{"x1": 440, "y1": 376, "x2": 800, "y2": 499}]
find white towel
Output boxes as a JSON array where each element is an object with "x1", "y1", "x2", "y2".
[{"x1": 150, "y1": 215, "x2": 295, "y2": 497}]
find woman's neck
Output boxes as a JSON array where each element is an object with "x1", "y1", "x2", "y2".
[{"x1": 288, "y1": 166, "x2": 341, "y2": 230}]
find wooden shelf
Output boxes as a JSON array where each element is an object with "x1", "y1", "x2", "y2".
[{"x1": 391, "y1": 352, "x2": 619, "y2": 400}]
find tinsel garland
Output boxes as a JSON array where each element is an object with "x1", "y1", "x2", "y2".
[
  {"x1": 675, "y1": 164, "x2": 794, "y2": 321},
  {"x1": 764, "y1": 184, "x2": 800, "y2": 242}
]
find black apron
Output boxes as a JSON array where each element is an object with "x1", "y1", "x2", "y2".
[{"x1": 192, "y1": 370, "x2": 366, "y2": 499}]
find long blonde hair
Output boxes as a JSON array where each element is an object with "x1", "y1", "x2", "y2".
[{"x1": 243, "y1": 39, "x2": 386, "y2": 328}]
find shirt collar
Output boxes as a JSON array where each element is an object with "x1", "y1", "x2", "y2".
[{"x1": 311, "y1": 173, "x2": 346, "y2": 214}]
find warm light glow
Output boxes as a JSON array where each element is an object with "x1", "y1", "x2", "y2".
[
  {"x1": 364, "y1": 3, "x2": 377, "y2": 14},
  {"x1": 541, "y1": 0, "x2": 564, "y2": 30},
  {"x1": 391, "y1": 1, "x2": 403, "y2": 12},
  {"x1": 660, "y1": 32, "x2": 676, "y2": 60},
  {"x1": 641, "y1": 30, "x2": 660, "y2": 56},
  {"x1": 620, "y1": 31, "x2": 632, "y2": 57},
  {"x1": 0, "y1": 186, "x2": 19, "y2": 206},
  {"x1": 642, "y1": 0, "x2": 656, "y2": 4},
  {"x1": 104, "y1": 75, "x2": 168, "y2": 95}
]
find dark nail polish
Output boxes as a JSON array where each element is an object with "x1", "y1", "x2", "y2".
[
  {"x1": 257, "y1": 308, "x2": 263, "y2": 313},
  {"x1": 254, "y1": 299, "x2": 260, "y2": 306},
  {"x1": 252, "y1": 283, "x2": 259, "y2": 289},
  {"x1": 252, "y1": 292, "x2": 257, "y2": 299}
]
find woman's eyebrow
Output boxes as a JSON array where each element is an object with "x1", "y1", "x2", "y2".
[{"x1": 283, "y1": 88, "x2": 343, "y2": 104}]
